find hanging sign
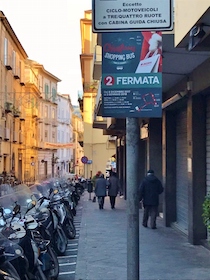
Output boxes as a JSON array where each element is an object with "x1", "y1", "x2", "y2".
[{"x1": 92, "y1": 0, "x2": 173, "y2": 33}]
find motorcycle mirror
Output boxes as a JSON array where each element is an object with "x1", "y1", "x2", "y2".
[
  {"x1": 0, "y1": 207, "x2": 3, "y2": 217},
  {"x1": 13, "y1": 203, "x2": 20, "y2": 215},
  {"x1": 49, "y1": 188, "x2": 54, "y2": 194},
  {"x1": 28, "y1": 200, "x2": 36, "y2": 210},
  {"x1": 53, "y1": 189, "x2": 58, "y2": 194}
]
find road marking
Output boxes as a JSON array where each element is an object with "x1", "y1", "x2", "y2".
[
  {"x1": 58, "y1": 255, "x2": 77, "y2": 258},
  {"x1": 59, "y1": 271, "x2": 75, "y2": 275},
  {"x1": 66, "y1": 248, "x2": 78, "y2": 252},
  {"x1": 59, "y1": 262, "x2": 76, "y2": 266},
  {"x1": 67, "y1": 243, "x2": 78, "y2": 246}
]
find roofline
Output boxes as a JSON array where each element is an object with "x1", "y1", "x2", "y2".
[{"x1": 0, "y1": 11, "x2": 28, "y2": 58}]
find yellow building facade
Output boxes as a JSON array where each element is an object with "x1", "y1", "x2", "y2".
[
  {"x1": 79, "y1": 10, "x2": 115, "y2": 179},
  {"x1": 0, "y1": 11, "x2": 28, "y2": 182}
]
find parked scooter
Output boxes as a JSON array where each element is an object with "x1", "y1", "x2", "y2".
[
  {"x1": 0, "y1": 233, "x2": 22, "y2": 280},
  {"x1": 0, "y1": 184, "x2": 59, "y2": 279},
  {"x1": 30, "y1": 183, "x2": 68, "y2": 255}
]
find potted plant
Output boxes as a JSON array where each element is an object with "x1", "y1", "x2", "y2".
[{"x1": 202, "y1": 193, "x2": 210, "y2": 233}]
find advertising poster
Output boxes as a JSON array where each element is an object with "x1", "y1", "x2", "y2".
[{"x1": 101, "y1": 31, "x2": 162, "y2": 118}]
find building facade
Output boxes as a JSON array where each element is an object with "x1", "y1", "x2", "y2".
[
  {"x1": 72, "y1": 107, "x2": 84, "y2": 176},
  {"x1": 79, "y1": 10, "x2": 115, "y2": 179},
  {"x1": 0, "y1": 11, "x2": 28, "y2": 182},
  {"x1": 56, "y1": 94, "x2": 74, "y2": 177},
  {"x1": 24, "y1": 59, "x2": 61, "y2": 181},
  {"x1": 89, "y1": 4, "x2": 210, "y2": 246}
]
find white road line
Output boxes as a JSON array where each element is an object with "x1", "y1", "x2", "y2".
[
  {"x1": 58, "y1": 255, "x2": 77, "y2": 258},
  {"x1": 59, "y1": 262, "x2": 76, "y2": 266},
  {"x1": 67, "y1": 243, "x2": 78, "y2": 246},
  {"x1": 66, "y1": 248, "x2": 78, "y2": 252},
  {"x1": 59, "y1": 271, "x2": 75, "y2": 275}
]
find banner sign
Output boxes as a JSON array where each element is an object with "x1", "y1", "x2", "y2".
[
  {"x1": 101, "y1": 31, "x2": 162, "y2": 118},
  {"x1": 92, "y1": 0, "x2": 173, "y2": 33},
  {"x1": 45, "y1": 142, "x2": 75, "y2": 149}
]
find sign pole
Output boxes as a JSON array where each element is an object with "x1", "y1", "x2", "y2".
[{"x1": 126, "y1": 117, "x2": 140, "y2": 280}]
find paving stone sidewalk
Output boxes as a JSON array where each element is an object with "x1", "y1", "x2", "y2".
[{"x1": 75, "y1": 192, "x2": 210, "y2": 280}]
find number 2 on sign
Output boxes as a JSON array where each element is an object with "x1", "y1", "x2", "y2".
[{"x1": 104, "y1": 76, "x2": 114, "y2": 86}]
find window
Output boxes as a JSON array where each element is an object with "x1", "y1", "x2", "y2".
[
  {"x1": 45, "y1": 130, "x2": 48, "y2": 138},
  {"x1": 52, "y1": 131, "x2": 55, "y2": 138},
  {"x1": 12, "y1": 51, "x2": 16, "y2": 73},
  {"x1": 52, "y1": 88, "x2": 56, "y2": 102},
  {"x1": 44, "y1": 105, "x2": 48, "y2": 118},
  {"x1": 58, "y1": 131, "x2": 60, "y2": 142},
  {"x1": 4, "y1": 38, "x2": 8, "y2": 65},
  {"x1": 44, "y1": 83, "x2": 49, "y2": 100},
  {"x1": 52, "y1": 108, "x2": 55, "y2": 119}
]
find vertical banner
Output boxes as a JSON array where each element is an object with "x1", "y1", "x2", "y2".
[{"x1": 101, "y1": 31, "x2": 162, "y2": 118}]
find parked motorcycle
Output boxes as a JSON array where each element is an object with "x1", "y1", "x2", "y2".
[
  {"x1": 30, "y1": 183, "x2": 68, "y2": 255},
  {"x1": 0, "y1": 232, "x2": 22, "y2": 280},
  {"x1": 0, "y1": 184, "x2": 59, "y2": 279}
]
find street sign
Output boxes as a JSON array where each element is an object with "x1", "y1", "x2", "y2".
[
  {"x1": 87, "y1": 160, "x2": 92, "y2": 164},
  {"x1": 81, "y1": 156, "x2": 88, "y2": 164},
  {"x1": 92, "y1": 0, "x2": 173, "y2": 33},
  {"x1": 101, "y1": 31, "x2": 162, "y2": 118}
]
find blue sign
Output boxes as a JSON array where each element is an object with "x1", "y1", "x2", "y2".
[
  {"x1": 81, "y1": 156, "x2": 88, "y2": 164},
  {"x1": 101, "y1": 31, "x2": 162, "y2": 118},
  {"x1": 87, "y1": 160, "x2": 92, "y2": 164}
]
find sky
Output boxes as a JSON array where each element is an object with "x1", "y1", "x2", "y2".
[{"x1": 1, "y1": 0, "x2": 92, "y2": 105}]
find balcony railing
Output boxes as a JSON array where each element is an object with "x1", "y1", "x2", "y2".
[
  {"x1": 13, "y1": 131, "x2": 19, "y2": 142},
  {"x1": 83, "y1": 81, "x2": 98, "y2": 93},
  {"x1": 4, "y1": 102, "x2": 13, "y2": 113},
  {"x1": 14, "y1": 67, "x2": 20, "y2": 79},
  {"x1": 4, "y1": 128, "x2": 10, "y2": 141},
  {"x1": 4, "y1": 55, "x2": 12, "y2": 70},
  {"x1": 19, "y1": 132, "x2": 24, "y2": 144}
]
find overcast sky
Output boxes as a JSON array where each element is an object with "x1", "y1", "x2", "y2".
[{"x1": 1, "y1": 0, "x2": 92, "y2": 105}]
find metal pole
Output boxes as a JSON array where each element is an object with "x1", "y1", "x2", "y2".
[{"x1": 126, "y1": 117, "x2": 140, "y2": 280}]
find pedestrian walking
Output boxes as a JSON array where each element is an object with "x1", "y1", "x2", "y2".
[
  {"x1": 108, "y1": 171, "x2": 120, "y2": 209},
  {"x1": 95, "y1": 173, "x2": 107, "y2": 209},
  {"x1": 87, "y1": 177, "x2": 93, "y2": 200},
  {"x1": 139, "y1": 169, "x2": 163, "y2": 229}
]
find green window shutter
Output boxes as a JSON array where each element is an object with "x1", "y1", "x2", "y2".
[{"x1": 45, "y1": 84, "x2": 49, "y2": 100}]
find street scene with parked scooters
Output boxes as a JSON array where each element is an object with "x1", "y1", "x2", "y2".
[{"x1": 0, "y1": 177, "x2": 84, "y2": 280}]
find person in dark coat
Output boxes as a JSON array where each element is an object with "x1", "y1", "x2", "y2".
[
  {"x1": 139, "y1": 169, "x2": 163, "y2": 229},
  {"x1": 108, "y1": 171, "x2": 120, "y2": 209},
  {"x1": 95, "y1": 173, "x2": 107, "y2": 209}
]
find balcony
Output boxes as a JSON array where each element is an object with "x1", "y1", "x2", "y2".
[
  {"x1": 32, "y1": 107, "x2": 38, "y2": 118},
  {"x1": 20, "y1": 110, "x2": 26, "y2": 121},
  {"x1": 13, "y1": 131, "x2": 18, "y2": 142},
  {"x1": 14, "y1": 67, "x2": 20, "y2": 79},
  {"x1": 4, "y1": 55, "x2": 12, "y2": 70},
  {"x1": 5, "y1": 102, "x2": 13, "y2": 113},
  {"x1": 25, "y1": 68, "x2": 38, "y2": 88},
  {"x1": 52, "y1": 119, "x2": 58, "y2": 127},
  {"x1": 83, "y1": 81, "x2": 98, "y2": 93},
  {"x1": 78, "y1": 131, "x2": 83, "y2": 147},
  {"x1": 0, "y1": 126, "x2": 4, "y2": 138},
  {"x1": 13, "y1": 107, "x2": 21, "y2": 118},
  {"x1": 37, "y1": 117, "x2": 43, "y2": 123},
  {"x1": 93, "y1": 45, "x2": 102, "y2": 80},
  {"x1": 20, "y1": 76, "x2": 25, "y2": 86},
  {"x1": 4, "y1": 128, "x2": 10, "y2": 141},
  {"x1": 19, "y1": 132, "x2": 24, "y2": 144},
  {"x1": 44, "y1": 118, "x2": 51, "y2": 125}
]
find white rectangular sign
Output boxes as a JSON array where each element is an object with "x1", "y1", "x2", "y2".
[{"x1": 92, "y1": 0, "x2": 173, "y2": 32}]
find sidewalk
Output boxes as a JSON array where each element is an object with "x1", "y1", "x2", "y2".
[{"x1": 75, "y1": 192, "x2": 210, "y2": 280}]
